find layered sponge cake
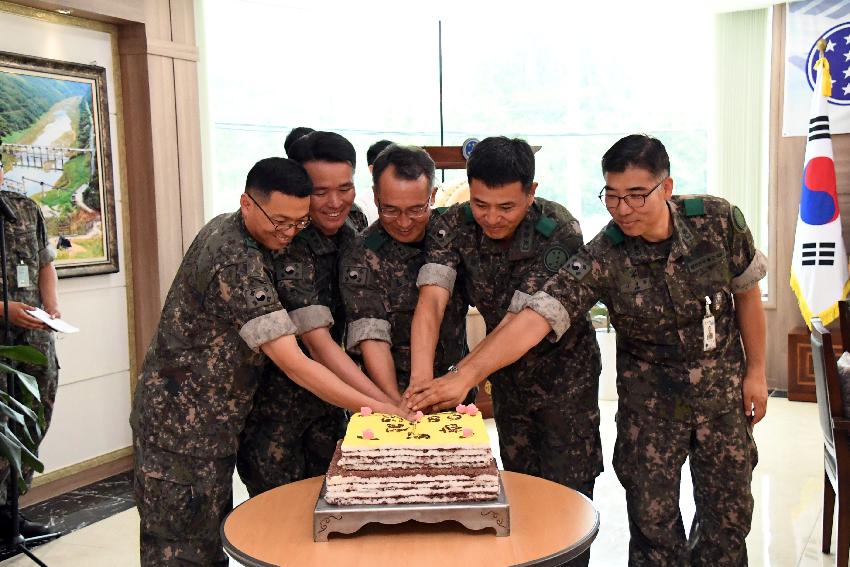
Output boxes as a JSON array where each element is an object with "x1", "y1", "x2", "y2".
[{"x1": 324, "y1": 406, "x2": 500, "y2": 505}]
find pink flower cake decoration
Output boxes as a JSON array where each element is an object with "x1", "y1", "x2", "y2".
[
  {"x1": 455, "y1": 404, "x2": 467, "y2": 413},
  {"x1": 465, "y1": 404, "x2": 478, "y2": 416},
  {"x1": 462, "y1": 428, "x2": 474, "y2": 438},
  {"x1": 360, "y1": 406, "x2": 373, "y2": 416},
  {"x1": 362, "y1": 429, "x2": 375, "y2": 440}
]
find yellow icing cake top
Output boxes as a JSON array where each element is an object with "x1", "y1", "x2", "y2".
[{"x1": 343, "y1": 410, "x2": 490, "y2": 448}]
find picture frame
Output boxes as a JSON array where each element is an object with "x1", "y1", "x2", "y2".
[{"x1": 0, "y1": 50, "x2": 118, "y2": 278}]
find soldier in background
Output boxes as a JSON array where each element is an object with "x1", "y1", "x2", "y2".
[
  {"x1": 340, "y1": 144, "x2": 471, "y2": 402},
  {"x1": 131, "y1": 157, "x2": 401, "y2": 566},
  {"x1": 407, "y1": 137, "x2": 602, "y2": 565},
  {"x1": 236, "y1": 132, "x2": 383, "y2": 497},
  {"x1": 0, "y1": 157, "x2": 59, "y2": 538},
  {"x1": 409, "y1": 134, "x2": 768, "y2": 566},
  {"x1": 366, "y1": 139, "x2": 393, "y2": 173},
  {"x1": 283, "y1": 126, "x2": 314, "y2": 157}
]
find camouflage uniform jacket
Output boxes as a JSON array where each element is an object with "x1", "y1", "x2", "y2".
[
  {"x1": 248, "y1": 213, "x2": 365, "y2": 422},
  {"x1": 340, "y1": 215, "x2": 469, "y2": 390},
  {"x1": 1, "y1": 189, "x2": 56, "y2": 309},
  {"x1": 130, "y1": 211, "x2": 298, "y2": 458},
  {"x1": 417, "y1": 198, "x2": 601, "y2": 412},
  {"x1": 519, "y1": 195, "x2": 768, "y2": 423},
  {"x1": 273, "y1": 211, "x2": 365, "y2": 342}
]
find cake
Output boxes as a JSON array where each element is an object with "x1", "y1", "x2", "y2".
[{"x1": 324, "y1": 405, "x2": 500, "y2": 505}]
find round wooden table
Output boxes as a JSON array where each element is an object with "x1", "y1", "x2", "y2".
[{"x1": 221, "y1": 471, "x2": 599, "y2": 567}]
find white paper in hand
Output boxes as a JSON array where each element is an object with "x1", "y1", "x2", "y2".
[{"x1": 27, "y1": 308, "x2": 79, "y2": 333}]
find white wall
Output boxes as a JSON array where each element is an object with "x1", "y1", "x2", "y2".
[{"x1": 0, "y1": 10, "x2": 132, "y2": 474}]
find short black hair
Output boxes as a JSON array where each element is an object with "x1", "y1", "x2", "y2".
[
  {"x1": 372, "y1": 144, "x2": 435, "y2": 192},
  {"x1": 466, "y1": 136, "x2": 535, "y2": 192},
  {"x1": 245, "y1": 157, "x2": 313, "y2": 199},
  {"x1": 367, "y1": 139, "x2": 394, "y2": 167},
  {"x1": 283, "y1": 126, "x2": 314, "y2": 157},
  {"x1": 288, "y1": 130, "x2": 356, "y2": 170},
  {"x1": 601, "y1": 134, "x2": 670, "y2": 178}
]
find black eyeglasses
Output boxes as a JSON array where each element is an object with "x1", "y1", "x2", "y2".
[
  {"x1": 598, "y1": 177, "x2": 667, "y2": 211},
  {"x1": 245, "y1": 192, "x2": 310, "y2": 236},
  {"x1": 377, "y1": 203, "x2": 430, "y2": 220}
]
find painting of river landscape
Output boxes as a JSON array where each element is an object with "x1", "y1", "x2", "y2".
[{"x1": 0, "y1": 51, "x2": 117, "y2": 278}]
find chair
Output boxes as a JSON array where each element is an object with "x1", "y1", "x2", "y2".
[{"x1": 811, "y1": 313, "x2": 850, "y2": 566}]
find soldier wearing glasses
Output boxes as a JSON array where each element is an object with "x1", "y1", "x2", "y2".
[
  {"x1": 407, "y1": 137, "x2": 603, "y2": 567},
  {"x1": 131, "y1": 158, "x2": 402, "y2": 566},
  {"x1": 237, "y1": 131, "x2": 394, "y2": 497},
  {"x1": 339, "y1": 144, "x2": 472, "y2": 402},
  {"x1": 408, "y1": 134, "x2": 768, "y2": 566}
]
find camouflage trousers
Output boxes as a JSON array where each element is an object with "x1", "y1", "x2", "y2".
[
  {"x1": 133, "y1": 438, "x2": 234, "y2": 567},
  {"x1": 613, "y1": 406, "x2": 757, "y2": 567},
  {"x1": 491, "y1": 385, "x2": 603, "y2": 491},
  {"x1": 0, "y1": 330, "x2": 58, "y2": 503},
  {"x1": 236, "y1": 380, "x2": 346, "y2": 497}
]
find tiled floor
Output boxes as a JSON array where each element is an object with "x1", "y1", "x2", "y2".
[{"x1": 0, "y1": 396, "x2": 839, "y2": 566}]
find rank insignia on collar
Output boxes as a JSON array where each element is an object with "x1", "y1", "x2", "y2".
[{"x1": 544, "y1": 245, "x2": 569, "y2": 273}]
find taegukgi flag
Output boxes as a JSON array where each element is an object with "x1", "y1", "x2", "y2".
[{"x1": 790, "y1": 44, "x2": 850, "y2": 327}]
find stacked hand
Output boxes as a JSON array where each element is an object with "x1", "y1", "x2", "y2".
[{"x1": 406, "y1": 371, "x2": 472, "y2": 413}]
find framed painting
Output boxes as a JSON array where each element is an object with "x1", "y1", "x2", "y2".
[{"x1": 0, "y1": 51, "x2": 118, "y2": 278}]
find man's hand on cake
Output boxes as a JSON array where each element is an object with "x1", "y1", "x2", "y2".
[
  {"x1": 407, "y1": 374, "x2": 472, "y2": 413},
  {"x1": 403, "y1": 373, "x2": 433, "y2": 401}
]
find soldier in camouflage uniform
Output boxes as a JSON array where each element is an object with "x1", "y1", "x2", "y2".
[
  {"x1": 410, "y1": 135, "x2": 768, "y2": 566},
  {"x1": 131, "y1": 158, "x2": 400, "y2": 566},
  {"x1": 339, "y1": 144, "x2": 471, "y2": 402},
  {"x1": 237, "y1": 132, "x2": 388, "y2": 498},
  {"x1": 408, "y1": 137, "x2": 603, "y2": 512},
  {"x1": 0, "y1": 162, "x2": 59, "y2": 538}
]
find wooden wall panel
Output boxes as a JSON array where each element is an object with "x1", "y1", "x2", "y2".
[{"x1": 174, "y1": 58, "x2": 205, "y2": 247}]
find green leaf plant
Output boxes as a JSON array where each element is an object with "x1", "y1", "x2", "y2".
[{"x1": 0, "y1": 345, "x2": 46, "y2": 486}]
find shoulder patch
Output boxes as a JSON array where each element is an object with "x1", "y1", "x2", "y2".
[
  {"x1": 342, "y1": 265, "x2": 369, "y2": 287},
  {"x1": 364, "y1": 231, "x2": 388, "y2": 251},
  {"x1": 732, "y1": 206, "x2": 747, "y2": 233},
  {"x1": 535, "y1": 217, "x2": 557, "y2": 238},
  {"x1": 683, "y1": 198, "x2": 706, "y2": 217},
  {"x1": 462, "y1": 203, "x2": 475, "y2": 223},
  {"x1": 245, "y1": 283, "x2": 277, "y2": 310},
  {"x1": 565, "y1": 252, "x2": 592, "y2": 281},
  {"x1": 277, "y1": 262, "x2": 303, "y2": 281},
  {"x1": 544, "y1": 245, "x2": 569, "y2": 273},
  {"x1": 604, "y1": 225, "x2": 625, "y2": 245}
]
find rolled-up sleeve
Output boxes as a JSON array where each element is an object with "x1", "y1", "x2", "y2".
[
  {"x1": 346, "y1": 317, "x2": 392, "y2": 353},
  {"x1": 417, "y1": 263, "x2": 457, "y2": 292},
  {"x1": 239, "y1": 309, "x2": 298, "y2": 352},
  {"x1": 525, "y1": 291, "x2": 572, "y2": 342},
  {"x1": 731, "y1": 249, "x2": 767, "y2": 293},
  {"x1": 288, "y1": 305, "x2": 334, "y2": 335}
]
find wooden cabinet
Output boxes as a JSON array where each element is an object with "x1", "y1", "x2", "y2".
[{"x1": 788, "y1": 325, "x2": 843, "y2": 402}]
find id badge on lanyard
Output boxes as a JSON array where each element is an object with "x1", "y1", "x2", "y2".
[
  {"x1": 703, "y1": 295, "x2": 716, "y2": 351},
  {"x1": 16, "y1": 261, "x2": 31, "y2": 289}
]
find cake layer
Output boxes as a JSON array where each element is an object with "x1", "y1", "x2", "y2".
[{"x1": 325, "y1": 445, "x2": 499, "y2": 505}]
